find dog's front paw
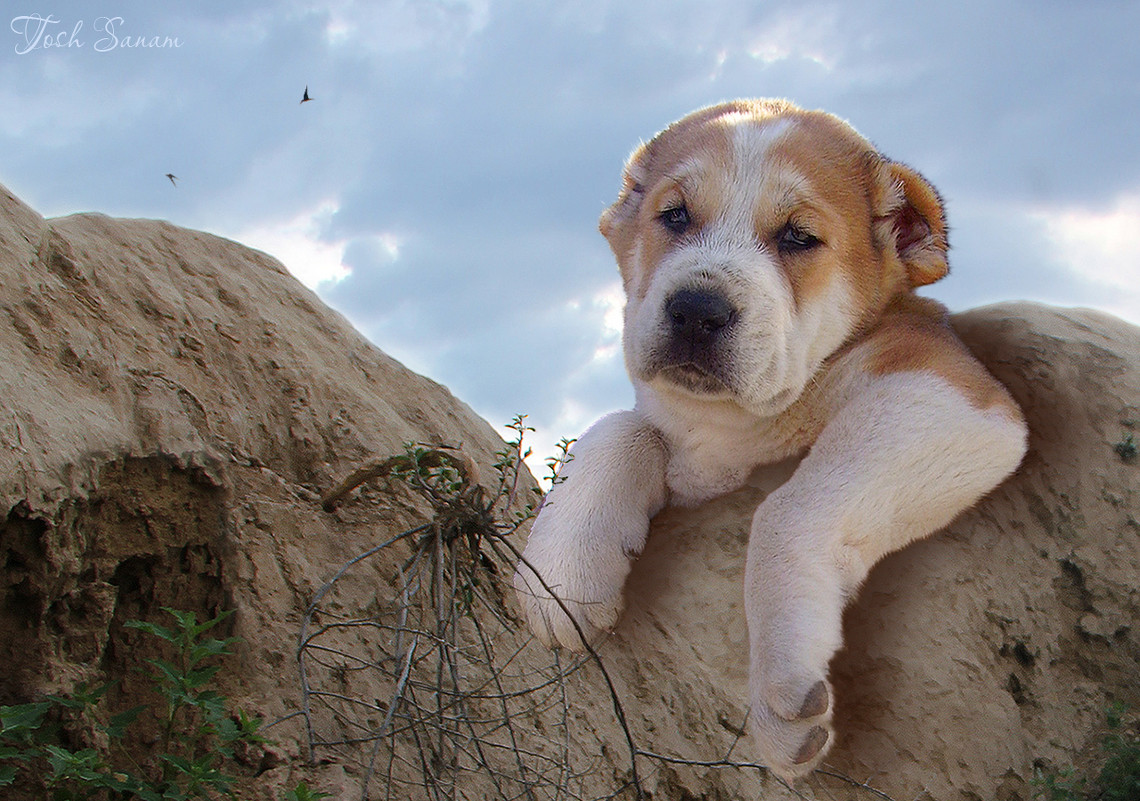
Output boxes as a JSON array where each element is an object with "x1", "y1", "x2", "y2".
[
  {"x1": 511, "y1": 410, "x2": 667, "y2": 652},
  {"x1": 512, "y1": 498, "x2": 639, "y2": 652},
  {"x1": 741, "y1": 615, "x2": 839, "y2": 780},
  {"x1": 512, "y1": 536, "x2": 627, "y2": 651},
  {"x1": 750, "y1": 672, "x2": 834, "y2": 781}
]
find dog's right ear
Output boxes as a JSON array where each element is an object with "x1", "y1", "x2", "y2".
[{"x1": 599, "y1": 142, "x2": 650, "y2": 256}]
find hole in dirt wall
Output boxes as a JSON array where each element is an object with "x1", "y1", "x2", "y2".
[{"x1": 0, "y1": 456, "x2": 234, "y2": 705}]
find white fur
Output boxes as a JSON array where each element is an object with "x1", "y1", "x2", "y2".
[
  {"x1": 743, "y1": 372, "x2": 1026, "y2": 768},
  {"x1": 512, "y1": 411, "x2": 668, "y2": 649}
]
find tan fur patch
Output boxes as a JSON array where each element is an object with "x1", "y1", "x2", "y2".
[
  {"x1": 757, "y1": 114, "x2": 882, "y2": 309},
  {"x1": 861, "y1": 295, "x2": 1021, "y2": 414},
  {"x1": 603, "y1": 115, "x2": 739, "y2": 299}
]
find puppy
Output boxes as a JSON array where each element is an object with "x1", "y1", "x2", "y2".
[{"x1": 513, "y1": 99, "x2": 1027, "y2": 780}]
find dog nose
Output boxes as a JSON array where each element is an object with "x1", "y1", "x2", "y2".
[{"x1": 665, "y1": 289, "x2": 736, "y2": 344}]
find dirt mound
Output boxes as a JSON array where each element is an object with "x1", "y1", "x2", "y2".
[
  {"x1": 0, "y1": 183, "x2": 537, "y2": 797},
  {"x1": 2, "y1": 182, "x2": 1137, "y2": 800}
]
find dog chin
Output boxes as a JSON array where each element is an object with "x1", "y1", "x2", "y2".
[
  {"x1": 658, "y1": 364, "x2": 733, "y2": 396},
  {"x1": 647, "y1": 363, "x2": 806, "y2": 418},
  {"x1": 740, "y1": 384, "x2": 801, "y2": 417}
]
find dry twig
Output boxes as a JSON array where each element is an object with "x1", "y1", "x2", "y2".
[{"x1": 298, "y1": 420, "x2": 898, "y2": 801}]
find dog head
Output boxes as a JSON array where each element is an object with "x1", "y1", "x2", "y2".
[{"x1": 601, "y1": 99, "x2": 948, "y2": 417}]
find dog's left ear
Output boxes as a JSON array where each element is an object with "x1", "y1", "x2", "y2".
[{"x1": 873, "y1": 161, "x2": 949, "y2": 288}]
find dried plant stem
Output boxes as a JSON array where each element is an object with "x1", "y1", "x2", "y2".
[{"x1": 297, "y1": 429, "x2": 899, "y2": 801}]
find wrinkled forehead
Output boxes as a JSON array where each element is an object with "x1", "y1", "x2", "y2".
[{"x1": 640, "y1": 103, "x2": 877, "y2": 202}]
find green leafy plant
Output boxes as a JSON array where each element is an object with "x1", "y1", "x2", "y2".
[
  {"x1": 123, "y1": 607, "x2": 261, "y2": 798},
  {"x1": 281, "y1": 781, "x2": 331, "y2": 801},
  {"x1": 0, "y1": 607, "x2": 317, "y2": 800},
  {"x1": 1113, "y1": 433, "x2": 1137, "y2": 463},
  {"x1": 1033, "y1": 703, "x2": 1140, "y2": 801},
  {"x1": 1096, "y1": 703, "x2": 1140, "y2": 801},
  {"x1": 544, "y1": 435, "x2": 576, "y2": 487},
  {"x1": 1034, "y1": 764, "x2": 1085, "y2": 801}
]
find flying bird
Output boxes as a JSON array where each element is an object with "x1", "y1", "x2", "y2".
[
  {"x1": 300, "y1": 85, "x2": 313, "y2": 103},
  {"x1": 165, "y1": 173, "x2": 178, "y2": 187}
]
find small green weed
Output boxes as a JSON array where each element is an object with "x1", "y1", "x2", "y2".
[
  {"x1": 1033, "y1": 703, "x2": 1140, "y2": 801},
  {"x1": 0, "y1": 607, "x2": 319, "y2": 800},
  {"x1": 1113, "y1": 433, "x2": 1137, "y2": 464},
  {"x1": 281, "y1": 781, "x2": 331, "y2": 801}
]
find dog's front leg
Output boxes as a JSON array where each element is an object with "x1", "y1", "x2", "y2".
[
  {"x1": 744, "y1": 373, "x2": 1027, "y2": 780},
  {"x1": 513, "y1": 410, "x2": 668, "y2": 651}
]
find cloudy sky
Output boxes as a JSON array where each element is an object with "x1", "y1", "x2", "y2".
[{"x1": 4, "y1": 1, "x2": 1140, "y2": 466}]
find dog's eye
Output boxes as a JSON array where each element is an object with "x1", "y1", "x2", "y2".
[
  {"x1": 659, "y1": 205, "x2": 691, "y2": 234},
  {"x1": 777, "y1": 224, "x2": 821, "y2": 254}
]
